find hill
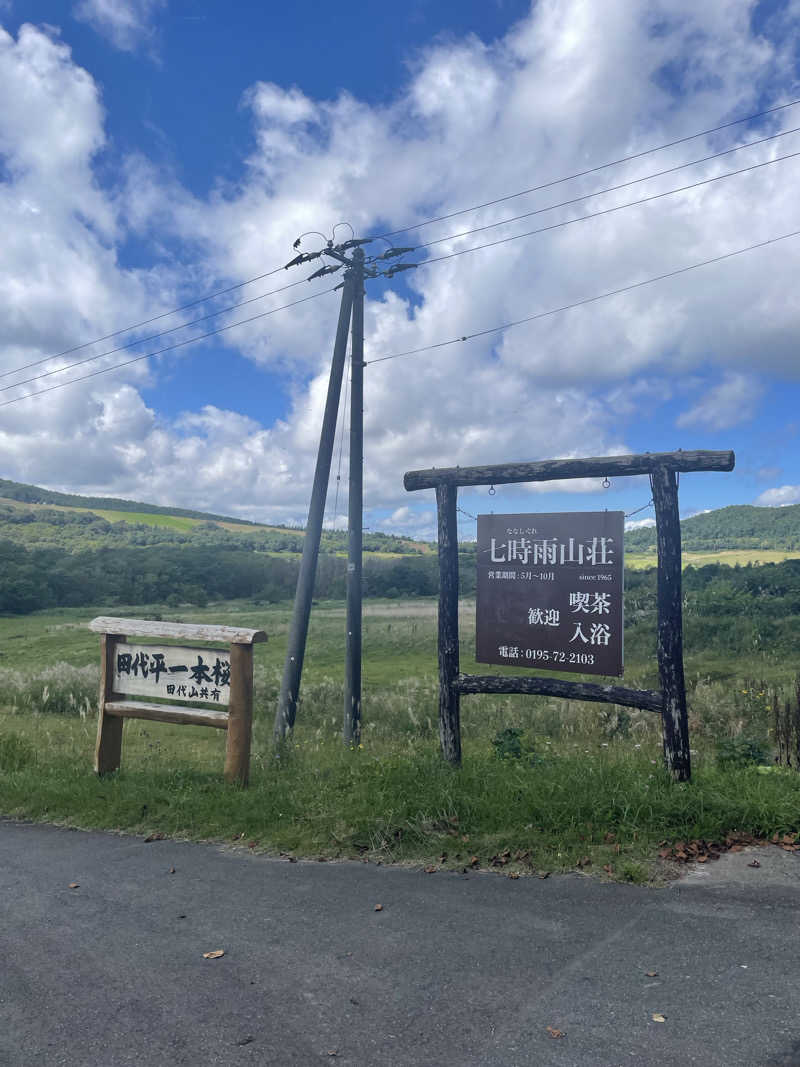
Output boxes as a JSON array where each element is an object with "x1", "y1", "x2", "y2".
[
  {"x1": 625, "y1": 503, "x2": 800, "y2": 554},
  {"x1": 0, "y1": 477, "x2": 257, "y2": 526}
]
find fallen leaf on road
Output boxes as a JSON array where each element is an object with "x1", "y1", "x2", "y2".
[
  {"x1": 546, "y1": 1026, "x2": 565, "y2": 1039},
  {"x1": 508, "y1": 871, "x2": 520, "y2": 880},
  {"x1": 374, "y1": 904, "x2": 383, "y2": 912},
  {"x1": 424, "y1": 866, "x2": 437, "y2": 874},
  {"x1": 144, "y1": 832, "x2": 165, "y2": 843},
  {"x1": 68, "y1": 883, "x2": 79, "y2": 889},
  {"x1": 748, "y1": 860, "x2": 761, "y2": 868},
  {"x1": 203, "y1": 950, "x2": 225, "y2": 959},
  {"x1": 651, "y1": 1013, "x2": 667, "y2": 1023},
  {"x1": 645, "y1": 971, "x2": 659, "y2": 978},
  {"x1": 168, "y1": 867, "x2": 175, "y2": 874}
]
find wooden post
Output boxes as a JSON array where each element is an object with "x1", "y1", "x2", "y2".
[
  {"x1": 225, "y1": 643, "x2": 253, "y2": 786},
  {"x1": 651, "y1": 465, "x2": 691, "y2": 781},
  {"x1": 436, "y1": 483, "x2": 461, "y2": 765},
  {"x1": 95, "y1": 633, "x2": 124, "y2": 775}
]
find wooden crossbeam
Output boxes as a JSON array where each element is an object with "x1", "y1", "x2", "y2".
[
  {"x1": 453, "y1": 674, "x2": 663, "y2": 713},
  {"x1": 104, "y1": 700, "x2": 229, "y2": 729},
  {"x1": 404, "y1": 449, "x2": 734, "y2": 491}
]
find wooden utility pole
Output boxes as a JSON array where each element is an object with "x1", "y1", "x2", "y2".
[
  {"x1": 274, "y1": 235, "x2": 418, "y2": 742},
  {"x1": 344, "y1": 249, "x2": 365, "y2": 745},
  {"x1": 274, "y1": 274, "x2": 355, "y2": 740}
]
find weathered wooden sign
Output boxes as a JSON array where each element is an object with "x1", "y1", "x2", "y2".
[
  {"x1": 476, "y1": 511, "x2": 624, "y2": 677},
  {"x1": 404, "y1": 449, "x2": 737, "y2": 781},
  {"x1": 111, "y1": 644, "x2": 231, "y2": 705},
  {"x1": 90, "y1": 617, "x2": 266, "y2": 786}
]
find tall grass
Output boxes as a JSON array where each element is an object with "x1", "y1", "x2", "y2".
[{"x1": 2, "y1": 598, "x2": 800, "y2": 881}]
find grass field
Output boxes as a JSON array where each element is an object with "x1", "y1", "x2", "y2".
[
  {"x1": 625, "y1": 548, "x2": 799, "y2": 569},
  {"x1": 2, "y1": 596, "x2": 799, "y2": 882}
]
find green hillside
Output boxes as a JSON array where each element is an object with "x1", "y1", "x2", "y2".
[
  {"x1": 625, "y1": 503, "x2": 800, "y2": 553},
  {"x1": 0, "y1": 477, "x2": 257, "y2": 525}
]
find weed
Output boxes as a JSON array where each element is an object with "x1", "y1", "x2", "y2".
[{"x1": 0, "y1": 732, "x2": 36, "y2": 771}]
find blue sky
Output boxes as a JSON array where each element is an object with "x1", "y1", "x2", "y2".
[{"x1": 1, "y1": 1, "x2": 799, "y2": 538}]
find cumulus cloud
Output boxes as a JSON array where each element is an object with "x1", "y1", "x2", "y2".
[
  {"x1": 676, "y1": 372, "x2": 763, "y2": 430},
  {"x1": 1, "y1": 5, "x2": 800, "y2": 529},
  {"x1": 754, "y1": 485, "x2": 800, "y2": 507},
  {"x1": 72, "y1": 0, "x2": 165, "y2": 52}
]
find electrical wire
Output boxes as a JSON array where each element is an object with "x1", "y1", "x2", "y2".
[
  {"x1": 412, "y1": 125, "x2": 800, "y2": 254},
  {"x1": 11, "y1": 129, "x2": 790, "y2": 397},
  {"x1": 12, "y1": 97, "x2": 799, "y2": 379},
  {"x1": 373, "y1": 96, "x2": 800, "y2": 240},
  {"x1": 417, "y1": 147, "x2": 800, "y2": 271},
  {"x1": 4, "y1": 265, "x2": 291, "y2": 379},
  {"x1": 0, "y1": 276, "x2": 314, "y2": 393},
  {"x1": 366, "y1": 227, "x2": 800, "y2": 365},
  {"x1": 0, "y1": 286, "x2": 339, "y2": 409}
]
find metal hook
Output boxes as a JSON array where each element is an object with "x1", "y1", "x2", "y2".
[
  {"x1": 602, "y1": 477, "x2": 610, "y2": 489},
  {"x1": 488, "y1": 485, "x2": 496, "y2": 496}
]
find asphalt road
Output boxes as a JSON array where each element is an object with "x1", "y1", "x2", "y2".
[{"x1": 1, "y1": 819, "x2": 799, "y2": 1067}]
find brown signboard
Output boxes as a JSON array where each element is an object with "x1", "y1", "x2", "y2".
[{"x1": 476, "y1": 511, "x2": 624, "y2": 677}]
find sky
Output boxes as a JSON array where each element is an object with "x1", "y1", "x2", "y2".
[{"x1": 1, "y1": 0, "x2": 799, "y2": 541}]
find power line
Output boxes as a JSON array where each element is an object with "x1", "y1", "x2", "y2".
[
  {"x1": 413, "y1": 124, "x2": 800, "y2": 254},
  {"x1": 418, "y1": 146, "x2": 800, "y2": 271},
  {"x1": 18, "y1": 153, "x2": 794, "y2": 404},
  {"x1": 0, "y1": 276, "x2": 314, "y2": 393},
  {"x1": 366, "y1": 227, "x2": 800, "y2": 366},
  {"x1": 8, "y1": 264, "x2": 291, "y2": 378},
  {"x1": 0, "y1": 286, "x2": 339, "y2": 409},
  {"x1": 373, "y1": 96, "x2": 800, "y2": 240},
  {"x1": 15, "y1": 97, "x2": 798, "y2": 377},
  {"x1": 14, "y1": 128, "x2": 791, "y2": 396}
]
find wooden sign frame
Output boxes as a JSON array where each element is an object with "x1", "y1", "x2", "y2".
[
  {"x1": 404, "y1": 449, "x2": 735, "y2": 781},
  {"x1": 89, "y1": 617, "x2": 267, "y2": 786}
]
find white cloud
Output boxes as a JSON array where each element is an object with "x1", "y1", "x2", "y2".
[
  {"x1": 676, "y1": 373, "x2": 763, "y2": 430},
  {"x1": 1, "y1": 6, "x2": 800, "y2": 529},
  {"x1": 754, "y1": 485, "x2": 800, "y2": 507},
  {"x1": 625, "y1": 517, "x2": 656, "y2": 531},
  {"x1": 72, "y1": 0, "x2": 165, "y2": 52}
]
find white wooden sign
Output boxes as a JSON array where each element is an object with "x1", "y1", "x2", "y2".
[{"x1": 111, "y1": 642, "x2": 231, "y2": 706}]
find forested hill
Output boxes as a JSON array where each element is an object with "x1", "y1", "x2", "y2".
[
  {"x1": 0, "y1": 477, "x2": 434, "y2": 612},
  {"x1": 625, "y1": 503, "x2": 800, "y2": 552},
  {"x1": 0, "y1": 478, "x2": 256, "y2": 525}
]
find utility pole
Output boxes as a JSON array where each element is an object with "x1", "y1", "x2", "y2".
[
  {"x1": 274, "y1": 271, "x2": 355, "y2": 740},
  {"x1": 274, "y1": 232, "x2": 418, "y2": 743},
  {"x1": 344, "y1": 249, "x2": 364, "y2": 745}
]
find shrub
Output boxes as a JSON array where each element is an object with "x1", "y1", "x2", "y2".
[{"x1": 716, "y1": 735, "x2": 771, "y2": 769}]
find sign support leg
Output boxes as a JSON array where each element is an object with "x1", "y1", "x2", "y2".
[
  {"x1": 95, "y1": 633, "x2": 124, "y2": 775},
  {"x1": 225, "y1": 643, "x2": 253, "y2": 785},
  {"x1": 436, "y1": 483, "x2": 461, "y2": 765},
  {"x1": 652, "y1": 465, "x2": 691, "y2": 781}
]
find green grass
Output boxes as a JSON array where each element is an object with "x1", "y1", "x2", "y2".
[
  {"x1": 625, "y1": 548, "x2": 799, "y2": 569},
  {"x1": 2, "y1": 596, "x2": 800, "y2": 881},
  {"x1": 3, "y1": 711, "x2": 800, "y2": 880}
]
